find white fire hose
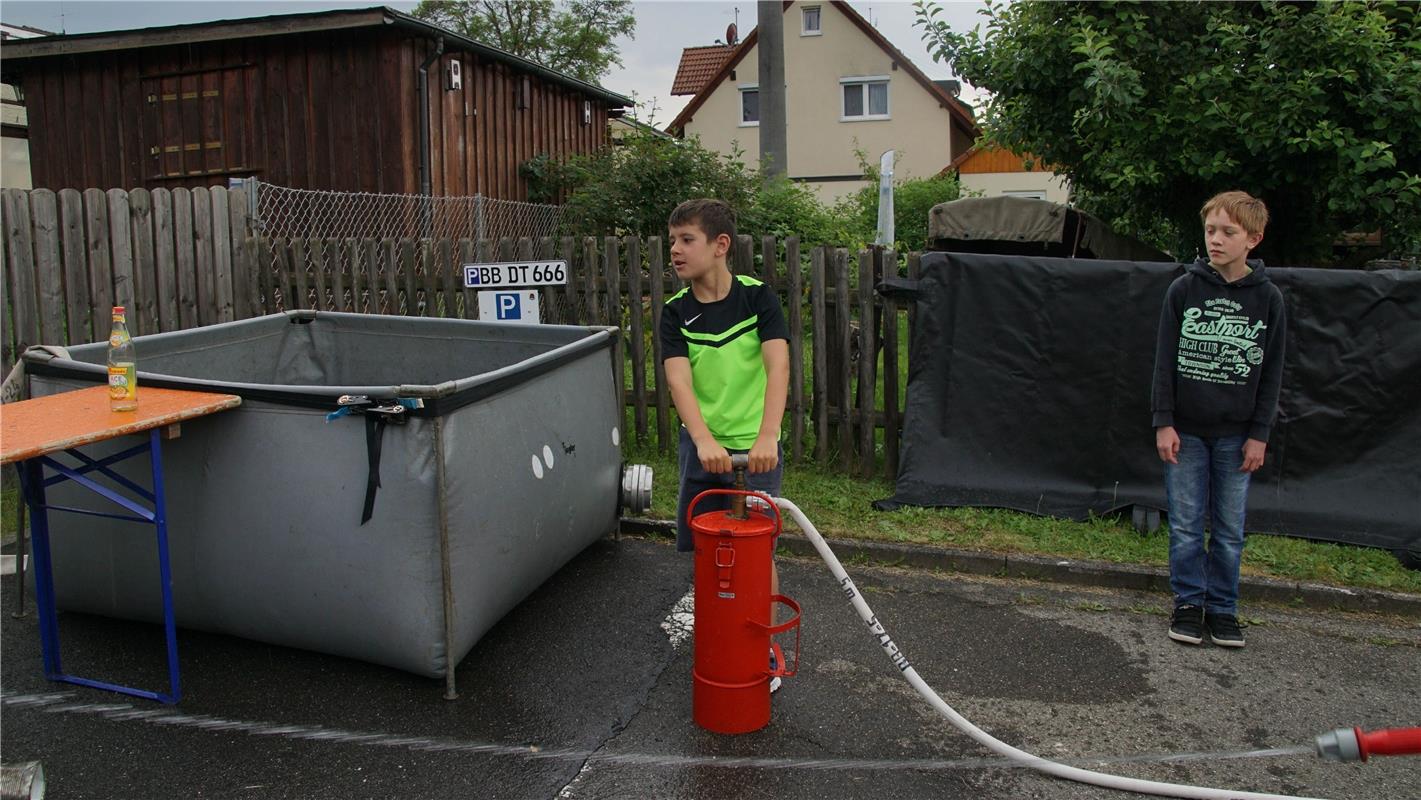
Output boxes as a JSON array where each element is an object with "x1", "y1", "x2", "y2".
[{"x1": 773, "y1": 497, "x2": 1328, "y2": 800}]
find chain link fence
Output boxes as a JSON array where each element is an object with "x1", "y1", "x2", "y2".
[{"x1": 243, "y1": 178, "x2": 572, "y2": 317}]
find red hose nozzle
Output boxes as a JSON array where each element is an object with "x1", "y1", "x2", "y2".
[{"x1": 1316, "y1": 726, "x2": 1421, "y2": 762}]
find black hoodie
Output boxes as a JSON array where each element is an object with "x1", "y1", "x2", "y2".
[{"x1": 1151, "y1": 258, "x2": 1287, "y2": 442}]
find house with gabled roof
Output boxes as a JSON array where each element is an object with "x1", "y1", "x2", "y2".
[
  {"x1": 1, "y1": 21, "x2": 51, "y2": 189},
  {"x1": 668, "y1": 1, "x2": 978, "y2": 203}
]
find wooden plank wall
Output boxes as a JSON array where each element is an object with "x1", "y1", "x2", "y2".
[
  {"x1": 16, "y1": 28, "x2": 613, "y2": 200},
  {"x1": 2, "y1": 198, "x2": 913, "y2": 478}
]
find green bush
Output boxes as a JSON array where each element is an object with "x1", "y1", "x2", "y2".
[
  {"x1": 523, "y1": 130, "x2": 756, "y2": 240},
  {"x1": 833, "y1": 150, "x2": 965, "y2": 252},
  {"x1": 524, "y1": 131, "x2": 962, "y2": 251}
]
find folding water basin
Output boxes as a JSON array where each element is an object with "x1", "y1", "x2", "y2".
[{"x1": 22, "y1": 310, "x2": 628, "y2": 680}]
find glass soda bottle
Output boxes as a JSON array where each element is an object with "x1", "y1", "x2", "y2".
[{"x1": 108, "y1": 305, "x2": 138, "y2": 411}]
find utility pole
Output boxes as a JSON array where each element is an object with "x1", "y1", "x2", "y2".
[{"x1": 757, "y1": 1, "x2": 787, "y2": 179}]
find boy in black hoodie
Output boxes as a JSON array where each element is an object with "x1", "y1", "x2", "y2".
[{"x1": 1152, "y1": 191, "x2": 1286, "y2": 649}]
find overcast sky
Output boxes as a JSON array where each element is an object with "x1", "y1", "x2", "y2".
[{"x1": 1, "y1": 0, "x2": 990, "y2": 124}]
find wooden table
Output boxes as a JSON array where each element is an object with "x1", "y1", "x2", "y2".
[{"x1": 1, "y1": 386, "x2": 241, "y2": 704}]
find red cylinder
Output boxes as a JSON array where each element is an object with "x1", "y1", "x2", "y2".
[
  {"x1": 1357, "y1": 727, "x2": 1421, "y2": 759},
  {"x1": 689, "y1": 489, "x2": 800, "y2": 734}
]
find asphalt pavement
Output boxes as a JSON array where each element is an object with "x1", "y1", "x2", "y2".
[{"x1": 2, "y1": 534, "x2": 1419, "y2": 800}]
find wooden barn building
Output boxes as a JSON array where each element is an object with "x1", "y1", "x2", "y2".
[{"x1": 0, "y1": 5, "x2": 632, "y2": 199}]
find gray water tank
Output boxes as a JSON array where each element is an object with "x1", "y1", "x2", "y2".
[{"x1": 23, "y1": 310, "x2": 629, "y2": 680}]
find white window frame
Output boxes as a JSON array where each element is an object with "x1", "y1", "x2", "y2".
[
  {"x1": 801, "y1": 5, "x2": 822, "y2": 36},
  {"x1": 739, "y1": 84, "x2": 760, "y2": 127},
  {"x1": 840, "y1": 76, "x2": 890, "y2": 121},
  {"x1": 1002, "y1": 190, "x2": 1048, "y2": 200}
]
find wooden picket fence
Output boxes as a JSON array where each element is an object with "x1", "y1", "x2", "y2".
[{"x1": 2, "y1": 186, "x2": 917, "y2": 479}]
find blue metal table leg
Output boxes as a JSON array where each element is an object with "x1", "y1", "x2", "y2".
[
  {"x1": 16, "y1": 433, "x2": 181, "y2": 704},
  {"x1": 18, "y1": 458, "x2": 63, "y2": 678},
  {"x1": 149, "y1": 428, "x2": 181, "y2": 704}
]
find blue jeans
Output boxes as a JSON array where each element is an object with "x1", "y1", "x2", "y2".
[
  {"x1": 1166, "y1": 433, "x2": 1251, "y2": 616},
  {"x1": 675, "y1": 427, "x2": 783, "y2": 552}
]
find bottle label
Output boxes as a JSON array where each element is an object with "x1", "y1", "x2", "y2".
[{"x1": 109, "y1": 365, "x2": 136, "y2": 401}]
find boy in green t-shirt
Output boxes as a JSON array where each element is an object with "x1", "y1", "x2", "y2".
[{"x1": 661, "y1": 198, "x2": 790, "y2": 613}]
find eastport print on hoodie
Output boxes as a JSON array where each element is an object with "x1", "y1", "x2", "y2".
[{"x1": 1151, "y1": 258, "x2": 1288, "y2": 443}]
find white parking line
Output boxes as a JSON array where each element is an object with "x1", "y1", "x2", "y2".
[{"x1": 660, "y1": 586, "x2": 694, "y2": 651}]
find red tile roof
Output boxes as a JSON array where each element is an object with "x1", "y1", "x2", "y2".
[{"x1": 671, "y1": 44, "x2": 736, "y2": 96}]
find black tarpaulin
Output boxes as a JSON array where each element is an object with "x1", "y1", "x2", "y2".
[{"x1": 876, "y1": 252, "x2": 1421, "y2": 557}]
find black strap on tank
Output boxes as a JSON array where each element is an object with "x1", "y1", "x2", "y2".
[
  {"x1": 359, "y1": 403, "x2": 409, "y2": 524},
  {"x1": 329, "y1": 396, "x2": 410, "y2": 525},
  {"x1": 362, "y1": 413, "x2": 385, "y2": 524}
]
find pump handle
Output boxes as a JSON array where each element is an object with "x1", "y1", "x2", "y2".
[{"x1": 731, "y1": 453, "x2": 750, "y2": 470}]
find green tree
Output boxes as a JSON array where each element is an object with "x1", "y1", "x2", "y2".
[
  {"x1": 916, "y1": 0, "x2": 1421, "y2": 265},
  {"x1": 412, "y1": 0, "x2": 635, "y2": 83},
  {"x1": 523, "y1": 130, "x2": 759, "y2": 239}
]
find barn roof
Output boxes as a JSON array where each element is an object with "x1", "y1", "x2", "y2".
[{"x1": 0, "y1": 5, "x2": 632, "y2": 107}]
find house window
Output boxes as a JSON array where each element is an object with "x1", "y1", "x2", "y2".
[
  {"x1": 802, "y1": 6, "x2": 822, "y2": 35},
  {"x1": 1002, "y1": 190, "x2": 1048, "y2": 200},
  {"x1": 841, "y1": 76, "x2": 889, "y2": 120},
  {"x1": 740, "y1": 86, "x2": 759, "y2": 126}
]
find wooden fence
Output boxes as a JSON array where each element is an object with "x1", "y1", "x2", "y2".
[{"x1": 2, "y1": 186, "x2": 918, "y2": 479}]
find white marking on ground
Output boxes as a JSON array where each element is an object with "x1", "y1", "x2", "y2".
[
  {"x1": 660, "y1": 586, "x2": 694, "y2": 651},
  {"x1": 0, "y1": 692, "x2": 1309, "y2": 774},
  {"x1": 532, "y1": 454, "x2": 544, "y2": 479},
  {"x1": 542, "y1": 445, "x2": 555, "y2": 469},
  {"x1": 555, "y1": 761, "x2": 594, "y2": 798},
  {"x1": 611, "y1": 426, "x2": 619, "y2": 447}
]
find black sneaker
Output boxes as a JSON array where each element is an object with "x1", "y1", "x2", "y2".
[
  {"x1": 1169, "y1": 605, "x2": 1205, "y2": 645},
  {"x1": 1206, "y1": 613, "x2": 1246, "y2": 648}
]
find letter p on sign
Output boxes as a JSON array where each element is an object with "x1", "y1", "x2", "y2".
[{"x1": 477, "y1": 289, "x2": 541, "y2": 324}]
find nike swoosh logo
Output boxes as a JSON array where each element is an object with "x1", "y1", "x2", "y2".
[{"x1": 686, "y1": 314, "x2": 702, "y2": 325}]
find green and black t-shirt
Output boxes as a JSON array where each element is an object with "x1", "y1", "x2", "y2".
[{"x1": 660, "y1": 274, "x2": 789, "y2": 449}]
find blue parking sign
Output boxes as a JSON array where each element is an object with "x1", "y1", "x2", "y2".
[
  {"x1": 495, "y1": 292, "x2": 521, "y2": 320},
  {"x1": 477, "y1": 289, "x2": 541, "y2": 324}
]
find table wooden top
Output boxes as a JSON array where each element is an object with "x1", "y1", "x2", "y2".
[{"x1": 1, "y1": 386, "x2": 242, "y2": 464}]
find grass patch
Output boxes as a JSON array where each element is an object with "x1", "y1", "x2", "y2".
[
  {"x1": 1, "y1": 486, "x2": 17, "y2": 541},
  {"x1": 622, "y1": 441, "x2": 1421, "y2": 594}
]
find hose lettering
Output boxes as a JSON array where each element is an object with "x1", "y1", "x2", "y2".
[
  {"x1": 865, "y1": 615, "x2": 911, "y2": 672},
  {"x1": 839, "y1": 576, "x2": 857, "y2": 601}
]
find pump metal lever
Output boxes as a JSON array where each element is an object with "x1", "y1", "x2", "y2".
[{"x1": 729, "y1": 454, "x2": 750, "y2": 519}]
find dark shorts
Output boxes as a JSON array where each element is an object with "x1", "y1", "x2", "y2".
[{"x1": 675, "y1": 426, "x2": 784, "y2": 552}]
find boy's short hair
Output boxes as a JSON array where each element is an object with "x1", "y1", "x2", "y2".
[
  {"x1": 669, "y1": 198, "x2": 736, "y2": 243},
  {"x1": 1200, "y1": 191, "x2": 1269, "y2": 236}
]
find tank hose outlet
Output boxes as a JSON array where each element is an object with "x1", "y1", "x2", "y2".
[
  {"x1": 620, "y1": 464, "x2": 653, "y2": 515},
  {"x1": 1315, "y1": 727, "x2": 1421, "y2": 762},
  {"x1": 0, "y1": 760, "x2": 46, "y2": 800}
]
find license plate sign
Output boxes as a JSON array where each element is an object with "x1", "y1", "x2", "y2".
[{"x1": 463, "y1": 260, "x2": 567, "y2": 288}]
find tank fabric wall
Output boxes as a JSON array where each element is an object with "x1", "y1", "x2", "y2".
[
  {"x1": 877, "y1": 252, "x2": 1421, "y2": 556},
  {"x1": 440, "y1": 351, "x2": 623, "y2": 671},
  {"x1": 25, "y1": 312, "x2": 622, "y2": 678},
  {"x1": 32, "y1": 376, "x2": 450, "y2": 674}
]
